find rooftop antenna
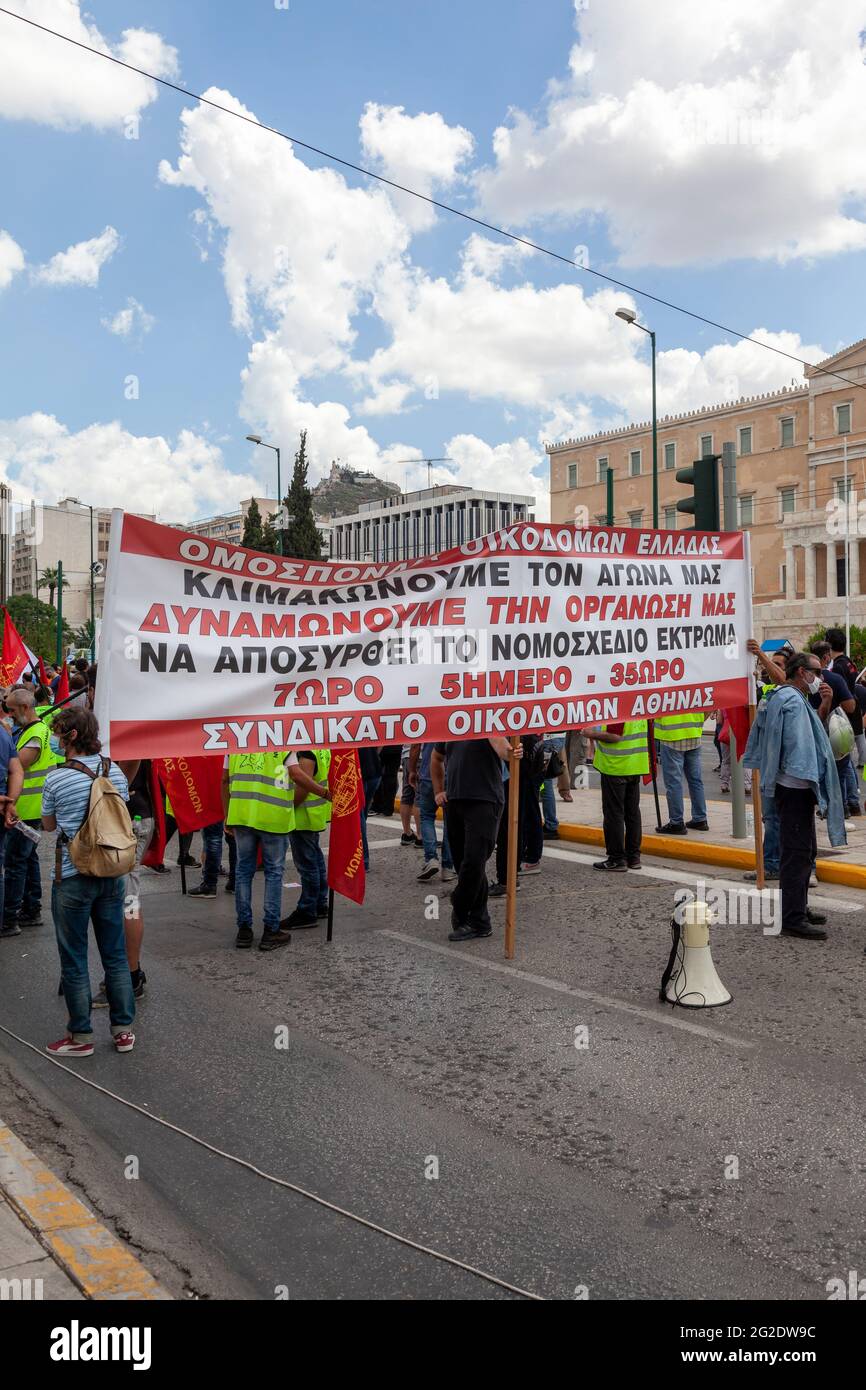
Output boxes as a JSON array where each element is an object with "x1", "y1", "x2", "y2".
[{"x1": 394, "y1": 457, "x2": 454, "y2": 490}]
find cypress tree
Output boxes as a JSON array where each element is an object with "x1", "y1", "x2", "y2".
[
  {"x1": 282, "y1": 431, "x2": 324, "y2": 560},
  {"x1": 241, "y1": 498, "x2": 264, "y2": 550}
]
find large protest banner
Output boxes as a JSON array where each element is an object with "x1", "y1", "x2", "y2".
[{"x1": 96, "y1": 512, "x2": 753, "y2": 758}]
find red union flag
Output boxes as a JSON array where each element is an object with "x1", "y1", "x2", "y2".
[
  {"x1": 327, "y1": 750, "x2": 365, "y2": 904},
  {"x1": 159, "y1": 755, "x2": 225, "y2": 835},
  {"x1": 1, "y1": 608, "x2": 31, "y2": 687}
]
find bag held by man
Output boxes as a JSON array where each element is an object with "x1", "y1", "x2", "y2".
[{"x1": 63, "y1": 757, "x2": 137, "y2": 877}]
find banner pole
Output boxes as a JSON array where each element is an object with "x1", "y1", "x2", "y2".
[
  {"x1": 749, "y1": 703, "x2": 765, "y2": 890},
  {"x1": 647, "y1": 718, "x2": 663, "y2": 832},
  {"x1": 326, "y1": 887, "x2": 334, "y2": 943},
  {"x1": 504, "y1": 737, "x2": 520, "y2": 960}
]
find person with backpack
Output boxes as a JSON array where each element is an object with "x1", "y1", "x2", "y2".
[{"x1": 40, "y1": 707, "x2": 137, "y2": 1057}]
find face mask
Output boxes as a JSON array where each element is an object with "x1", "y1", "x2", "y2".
[
  {"x1": 806, "y1": 676, "x2": 821, "y2": 696},
  {"x1": 49, "y1": 735, "x2": 63, "y2": 756}
]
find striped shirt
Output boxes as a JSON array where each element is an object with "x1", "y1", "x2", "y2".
[{"x1": 42, "y1": 755, "x2": 129, "y2": 879}]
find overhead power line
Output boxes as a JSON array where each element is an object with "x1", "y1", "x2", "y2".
[{"x1": 2, "y1": 4, "x2": 865, "y2": 397}]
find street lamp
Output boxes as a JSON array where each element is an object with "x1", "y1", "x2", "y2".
[
  {"x1": 245, "y1": 434, "x2": 282, "y2": 554},
  {"x1": 840, "y1": 414, "x2": 852, "y2": 656},
  {"x1": 616, "y1": 307, "x2": 658, "y2": 529}
]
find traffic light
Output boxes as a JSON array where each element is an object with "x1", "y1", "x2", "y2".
[{"x1": 675, "y1": 454, "x2": 721, "y2": 530}]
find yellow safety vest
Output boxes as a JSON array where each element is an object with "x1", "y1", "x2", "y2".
[
  {"x1": 655, "y1": 712, "x2": 706, "y2": 742},
  {"x1": 293, "y1": 749, "x2": 332, "y2": 833},
  {"x1": 593, "y1": 721, "x2": 649, "y2": 777},
  {"x1": 15, "y1": 719, "x2": 60, "y2": 820},
  {"x1": 227, "y1": 753, "x2": 295, "y2": 834}
]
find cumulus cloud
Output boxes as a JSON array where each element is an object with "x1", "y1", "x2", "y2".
[
  {"x1": 0, "y1": 1, "x2": 178, "y2": 131},
  {"x1": 0, "y1": 413, "x2": 263, "y2": 522},
  {"x1": 359, "y1": 102, "x2": 474, "y2": 230},
  {"x1": 0, "y1": 229, "x2": 25, "y2": 290},
  {"x1": 32, "y1": 225, "x2": 120, "y2": 287},
  {"x1": 101, "y1": 296, "x2": 155, "y2": 337},
  {"x1": 477, "y1": 0, "x2": 866, "y2": 265}
]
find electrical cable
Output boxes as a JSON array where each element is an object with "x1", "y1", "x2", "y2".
[
  {"x1": 2, "y1": 4, "x2": 865, "y2": 397},
  {"x1": 0, "y1": 1019, "x2": 543, "y2": 1301}
]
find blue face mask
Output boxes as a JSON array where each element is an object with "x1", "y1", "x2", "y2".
[{"x1": 49, "y1": 735, "x2": 63, "y2": 757}]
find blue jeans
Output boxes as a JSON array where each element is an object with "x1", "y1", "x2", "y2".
[
  {"x1": 290, "y1": 829, "x2": 328, "y2": 916},
  {"x1": 418, "y1": 777, "x2": 453, "y2": 868},
  {"x1": 541, "y1": 737, "x2": 565, "y2": 831},
  {"x1": 659, "y1": 741, "x2": 707, "y2": 825},
  {"x1": 840, "y1": 755, "x2": 860, "y2": 810},
  {"x1": 200, "y1": 820, "x2": 225, "y2": 889},
  {"x1": 0, "y1": 826, "x2": 7, "y2": 925},
  {"x1": 361, "y1": 775, "x2": 382, "y2": 871},
  {"x1": 763, "y1": 795, "x2": 780, "y2": 874},
  {"x1": 52, "y1": 875, "x2": 135, "y2": 1040},
  {"x1": 233, "y1": 827, "x2": 288, "y2": 934},
  {"x1": 3, "y1": 820, "x2": 42, "y2": 923}
]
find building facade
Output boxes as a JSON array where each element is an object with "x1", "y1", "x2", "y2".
[
  {"x1": 547, "y1": 338, "x2": 866, "y2": 647},
  {"x1": 328, "y1": 485, "x2": 536, "y2": 563},
  {"x1": 184, "y1": 497, "x2": 331, "y2": 554},
  {"x1": 11, "y1": 497, "x2": 111, "y2": 628}
]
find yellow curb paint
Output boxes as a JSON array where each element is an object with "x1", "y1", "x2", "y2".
[{"x1": 0, "y1": 1123, "x2": 169, "y2": 1300}]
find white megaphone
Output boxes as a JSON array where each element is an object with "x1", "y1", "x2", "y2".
[{"x1": 661, "y1": 897, "x2": 732, "y2": 1009}]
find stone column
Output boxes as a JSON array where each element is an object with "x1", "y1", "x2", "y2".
[
  {"x1": 826, "y1": 541, "x2": 838, "y2": 599},
  {"x1": 785, "y1": 544, "x2": 796, "y2": 600},
  {"x1": 804, "y1": 542, "x2": 817, "y2": 601},
  {"x1": 849, "y1": 536, "x2": 861, "y2": 598}
]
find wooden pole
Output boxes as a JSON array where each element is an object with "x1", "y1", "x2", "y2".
[
  {"x1": 327, "y1": 886, "x2": 335, "y2": 943},
  {"x1": 504, "y1": 736, "x2": 520, "y2": 960},
  {"x1": 748, "y1": 702, "x2": 765, "y2": 890}
]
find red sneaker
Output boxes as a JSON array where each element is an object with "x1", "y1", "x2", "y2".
[
  {"x1": 113, "y1": 1032, "x2": 136, "y2": 1053},
  {"x1": 46, "y1": 1036, "x2": 94, "y2": 1058}
]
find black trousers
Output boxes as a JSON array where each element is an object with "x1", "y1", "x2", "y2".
[
  {"x1": 776, "y1": 785, "x2": 817, "y2": 932},
  {"x1": 600, "y1": 773, "x2": 642, "y2": 864},
  {"x1": 164, "y1": 815, "x2": 193, "y2": 862},
  {"x1": 445, "y1": 798, "x2": 502, "y2": 929},
  {"x1": 495, "y1": 773, "x2": 537, "y2": 883}
]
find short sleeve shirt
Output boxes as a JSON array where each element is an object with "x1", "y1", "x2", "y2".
[
  {"x1": 42, "y1": 754, "x2": 129, "y2": 879},
  {"x1": 433, "y1": 740, "x2": 505, "y2": 807}
]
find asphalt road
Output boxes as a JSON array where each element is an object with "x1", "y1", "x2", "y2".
[{"x1": 2, "y1": 819, "x2": 866, "y2": 1301}]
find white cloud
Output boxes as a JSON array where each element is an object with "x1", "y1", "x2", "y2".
[
  {"x1": 0, "y1": 413, "x2": 263, "y2": 522},
  {"x1": 0, "y1": 1, "x2": 178, "y2": 131},
  {"x1": 101, "y1": 297, "x2": 155, "y2": 337},
  {"x1": 0, "y1": 229, "x2": 25, "y2": 290},
  {"x1": 33, "y1": 225, "x2": 120, "y2": 287},
  {"x1": 477, "y1": 0, "x2": 866, "y2": 265},
  {"x1": 359, "y1": 102, "x2": 474, "y2": 230}
]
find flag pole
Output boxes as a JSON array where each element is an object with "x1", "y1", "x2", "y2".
[
  {"x1": 749, "y1": 702, "x2": 765, "y2": 890},
  {"x1": 327, "y1": 887, "x2": 334, "y2": 943},
  {"x1": 647, "y1": 718, "x2": 663, "y2": 831},
  {"x1": 504, "y1": 736, "x2": 520, "y2": 960}
]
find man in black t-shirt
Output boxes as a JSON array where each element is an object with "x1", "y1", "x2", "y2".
[{"x1": 430, "y1": 738, "x2": 521, "y2": 942}]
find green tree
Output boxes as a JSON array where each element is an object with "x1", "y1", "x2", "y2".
[
  {"x1": 260, "y1": 514, "x2": 279, "y2": 553},
  {"x1": 5, "y1": 594, "x2": 73, "y2": 662},
  {"x1": 282, "y1": 431, "x2": 324, "y2": 560},
  {"x1": 241, "y1": 498, "x2": 264, "y2": 550},
  {"x1": 73, "y1": 619, "x2": 95, "y2": 652},
  {"x1": 37, "y1": 565, "x2": 70, "y2": 608},
  {"x1": 806, "y1": 624, "x2": 866, "y2": 673}
]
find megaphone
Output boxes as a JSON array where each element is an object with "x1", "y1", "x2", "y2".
[{"x1": 660, "y1": 898, "x2": 732, "y2": 1009}]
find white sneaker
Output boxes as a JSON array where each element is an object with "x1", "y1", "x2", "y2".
[
  {"x1": 417, "y1": 859, "x2": 439, "y2": 882},
  {"x1": 844, "y1": 821, "x2": 855, "y2": 832},
  {"x1": 809, "y1": 872, "x2": 819, "y2": 887},
  {"x1": 440, "y1": 866, "x2": 455, "y2": 882}
]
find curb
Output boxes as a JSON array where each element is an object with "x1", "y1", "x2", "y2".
[
  {"x1": 554, "y1": 823, "x2": 866, "y2": 890},
  {"x1": 0, "y1": 1120, "x2": 170, "y2": 1300}
]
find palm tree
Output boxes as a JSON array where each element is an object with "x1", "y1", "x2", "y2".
[{"x1": 37, "y1": 566, "x2": 70, "y2": 608}]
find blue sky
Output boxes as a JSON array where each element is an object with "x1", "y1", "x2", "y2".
[{"x1": 0, "y1": 0, "x2": 864, "y2": 521}]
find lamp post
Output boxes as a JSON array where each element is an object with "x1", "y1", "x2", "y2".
[
  {"x1": 841, "y1": 417, "x2": 851, "y2": 656},
  {"x1": 616, "y1": 308, "x2": 658, "y2": 529},
  {"x1": 246, "y1": 434, "x2": 282, "y2": 554}
]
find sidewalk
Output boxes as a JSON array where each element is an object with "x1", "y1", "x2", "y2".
[{"x1": 0, "y1": 1118, "x2": 170, "y2": 1301}]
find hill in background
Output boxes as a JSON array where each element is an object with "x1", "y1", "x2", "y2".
[{"x1": 312, "y1": 462, "x2": 401, "y2": 519}]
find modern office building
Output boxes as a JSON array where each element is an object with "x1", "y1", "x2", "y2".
[{"x1": 327, "y1": 484, "x2": 536, "y2": 563}]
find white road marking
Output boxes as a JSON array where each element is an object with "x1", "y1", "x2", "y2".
[{"x1": 380, "y1": 930, "x2": 755, "y2": 1050}]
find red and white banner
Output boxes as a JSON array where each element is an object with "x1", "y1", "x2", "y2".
[{"x1": 96, "y1": 512, "x2": 753, "y2": 758}]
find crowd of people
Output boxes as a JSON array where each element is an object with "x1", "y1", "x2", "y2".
[{"x1": 0, "y1": 628, "x2": 863, "y2": 1057}]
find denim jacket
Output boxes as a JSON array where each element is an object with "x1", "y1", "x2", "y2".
[{"x1": 743, "y1": 685, "x2": 847, "y2": 847}]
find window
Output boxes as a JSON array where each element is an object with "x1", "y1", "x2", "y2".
[
  {"x1": 835, "y1": 476, "x2": 854, "y2": 500},
  {"x1": 779, "y1": 487, "x2": 796, "y2": 517},
  {"x1": 629, "y1": 450, "x2": 641, "y2": 477},
  {"x1": 738, "y1": 426, "x2": 752, "y2": 456},
  {"x1": 628, "y1": 509, "x2": 644, "y2": 528},
  {"x1": 700, "y1": 433, "x2": 713, "y2": 458},
  {"x1": 664, "y1": 441, "x2": 676, "y2": 470},
  {"x1": 567, "y1": 463, "x2": 577, "y2": 489},
  {"x1": 664, "y1": 506, "x2": 677, "y2": 529},
  {"x1": 780, "y1": 416, "x2": 794, "y2": 448},
  {"x1": 739, "y1": 494, "x2": 754, "y2": 527},
  {"x1": 597, "y1": 455, "x2": 609, "y2": 481},
  {"x1": 780, "y1": 563, "x2": 786, "y2": 594},
  {"x1": 836, "y1": 403, "x2": 852, "y2": 434}
]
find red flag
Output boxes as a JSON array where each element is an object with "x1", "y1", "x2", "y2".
[
  {"x1": 38, "y1": 655, "x2": 50, "y2": 687},
  {"x1": 725, "y1": 706, "x2": 751, "y2": 755},
  {"x1": 55, "y1": 661, "x2": 69, "y2": 703},
  {"x1": 1, "y1": 608, "x2": 30, "y2": 687},
  {"x1": 327, "y1": 749, "x2": 365, "y2": 904},
  {"x1": 642, "y1": 718, "x2": 658, "y2": 786},
  {"x1": 142, "y1": 761, "x2": 168, "y2": 868},
  {"x1": 158, "y1": 755, "x2": 225, "y2": 835}
]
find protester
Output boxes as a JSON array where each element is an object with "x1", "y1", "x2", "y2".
[
  {"x1": 431, "y1": 737, "x2": 520, "y2": 942},
  {"x1": 372, "y1": 745, "x2": 401, "y2": 815},
  {"x1": 655, "y1": 710, "x2": 709, "y2": 833},
  {"x1": 398, "y1": 744, "x2": 422, "y2": 846},
  {"x1": 491, "y1": 735, "x2": 539, "y2": 896},
  {"x1": 67, "y1": 672, "x2": 89, "y2": 708},
  {"x1": 743, "y1": 652, "x2": 845, "y2": 941},
  {"x1": 359, "y1": 745, "x2": 382, "y2": 872},
  {"x1": 587, "y1": 718, "x2": 649, "y2": 871},
  {"x1": 563, "y1": 728, "x2": 587, "y2": 789},
  {"x1": 283, "y1": 748, "x2": 332, "y2": 929},
  {"x1": 187, "y1": 813, "x2": 229, "y2": 900},
  {"x1": 540, "y1": 734, "x2": 566, "y2": 838},
  {"x1": 409, "y1": 742, "x2": 454, "y2": 883},
  {"x1": 2, "y1": 687, "x2": 56, "y2": 933},
  {"x1": 96, "y1": 758, "x2": 155, "y2": 1001},
  {"x1": 41, "y1": 707, "x2": 136, "y2": 1055},
  {"x1": 223, "y1": 751, "x2": 296, "y2": 951},
  {"x1": 0, "y1": 725, "x2": 24, "y2": 939},
  {"x1": 809, "y1": 641, "x2": 858, "y2": 818},
  {"x1": 743, "y1": 638, "x2": 788, "y2": 884},
  {"x1": 823, "y1": 630, "x2": 862, "y2": 813}
]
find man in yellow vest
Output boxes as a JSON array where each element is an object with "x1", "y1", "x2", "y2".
[
  {"x1": 655, "y1": 711, "x2": 709, "y2": 834},
  {"x1": 3, "y1": 688, "x2": 58, "y2": 930},
  {"x1": 587, "y1": 720, "x2": 649, "y2": 871},
  {"x1": 283, "y1": 748, "x2": 332, "y2": 930},
  {"x1": 222, "y1": 751, "x2": 297, "y2": 951}
]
